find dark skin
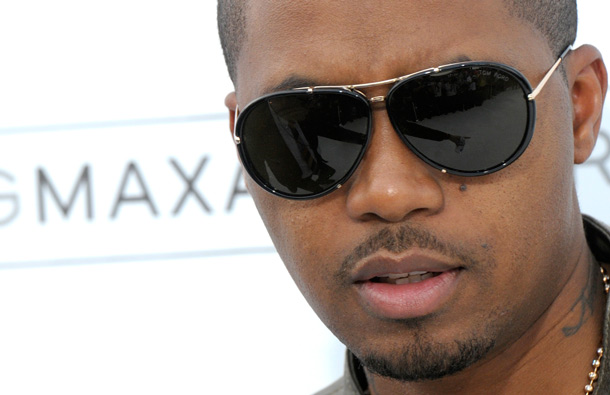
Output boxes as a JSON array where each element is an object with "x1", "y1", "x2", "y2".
[{"x1": 224, "y1": 0, "x2": 608, "y2": 393}]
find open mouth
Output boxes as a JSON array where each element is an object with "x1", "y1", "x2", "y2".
[{"x1": 369, "y1": 271, "x2": 441, "y2": 285}]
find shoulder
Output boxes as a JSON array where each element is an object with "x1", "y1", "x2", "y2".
[
  {"x1": 313, "y1": 378, "x2": 345, "y2": 395},
  {"x1": 313, "y1": 350, "x2": 368, "y2": 395},
  {"x1": 584, "y1": 215, "x2": 610, "y2": 262},
  {"x1": 313, "y1": 370, "x2": 364, "y2": 395}
]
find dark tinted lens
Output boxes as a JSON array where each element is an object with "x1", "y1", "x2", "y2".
[
  {"x1": 387, "y1": 65, "x2": 533, "y2": 174},
  {"x1": 236, "y1": 90, "x2": 370, "y2": 198}
]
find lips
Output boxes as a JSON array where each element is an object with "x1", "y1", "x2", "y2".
[{"x1": 352, "y1": 254, "x2": 462, "y2": 319}]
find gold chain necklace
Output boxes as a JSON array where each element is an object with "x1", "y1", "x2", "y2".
[{"x1": 585, "y1": 266, "x2": 609, "y2": 394}]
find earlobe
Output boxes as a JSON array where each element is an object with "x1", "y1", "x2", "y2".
[
  {"x1": 225, "y1": 92, "x2": 238, "y2": 134},
  {"x1": 568, "y1": 45, "x2": 608, "y2": 164}
]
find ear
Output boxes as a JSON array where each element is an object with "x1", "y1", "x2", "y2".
[
  {"x1": 225, "y1": 92, "x2": 238, "y2": 134},
  {"x1": 568, "y1": 45, "x2": 608, "y2": 164}
]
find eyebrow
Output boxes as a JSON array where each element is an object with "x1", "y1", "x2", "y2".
[
  {"x1": 264, "y1": 75, "x2": 322, "y2": 94},
  {"x1": 264, "y1": 55, "x2": 475, "y2": 94}
]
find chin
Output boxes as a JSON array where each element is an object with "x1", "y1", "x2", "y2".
[{"x1": 356, "y1": 332, "x2": 496, "y2": 382}]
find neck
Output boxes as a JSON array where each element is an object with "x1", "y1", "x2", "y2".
[{"x1": 364, "y1": 248, "x2": 607, "y2": 395}]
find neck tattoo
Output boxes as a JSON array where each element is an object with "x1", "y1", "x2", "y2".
[{"x1": 585, "y1": 266, "x2": 609, "y2": 394}]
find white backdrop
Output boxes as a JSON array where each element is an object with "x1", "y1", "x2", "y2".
[{"x1": 0, "y1": 1, "x2": 608, "y2": 394}]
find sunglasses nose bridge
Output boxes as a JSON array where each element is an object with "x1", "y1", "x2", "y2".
[
  {"x1": 368, "y1": 95, "x2": 388, "y2": 115},
  {"x1": 350, "y1": 83, "x2": 390, "y2": 105},
  {"x1": 368, "y1": 95, "x2": 386, "y2": 104}
]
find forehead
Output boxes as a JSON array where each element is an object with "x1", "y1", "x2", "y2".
[{"x1": 236, "y1": 0, "x2": 546, "y2": 101}]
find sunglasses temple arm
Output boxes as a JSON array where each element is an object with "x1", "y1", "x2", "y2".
[
  {"x1": 233, "y1": 105, "x2": 241, "y2": 144},
  {"x1": 528, "y1": 45, "x2": 573, "y2": 101}
]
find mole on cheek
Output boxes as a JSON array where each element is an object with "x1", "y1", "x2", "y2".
[{"x1": 460, "y1": 184, "x2": 468, "y2": 192}]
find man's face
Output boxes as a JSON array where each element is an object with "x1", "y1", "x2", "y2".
[{"x1": 233, "y1": 0, "x2": 581, "y2": 380}]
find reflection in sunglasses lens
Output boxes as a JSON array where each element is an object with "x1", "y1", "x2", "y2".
[
  {"x1": 239, "y1": 91, "x2": 370, "y2": 197},
  {"x1": 387, "y1": 65, "x2": 531, "y2": 173}
]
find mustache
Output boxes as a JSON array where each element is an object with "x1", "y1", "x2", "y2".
[{"x1": 338, "y1": 225, "x2": 482, "y2": 280}]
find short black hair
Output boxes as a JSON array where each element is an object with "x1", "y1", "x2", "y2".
[
  {"x1": 217, "y1": 0, "x2": 577, "y2": 84},
  {"x1": 217, "y1": 0, "x2": 247, "y2": 84},
  {"x1": 504, "y1": 0, "x2": 577, "y2": 54}
]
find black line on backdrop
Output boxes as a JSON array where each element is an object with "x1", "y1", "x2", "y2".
[
  {"x1": 0, "y1": 246, "x2": 277, "y2": 270},
  {"x1": 0, "y1": 113, "x2": 228, "y2": 135}
]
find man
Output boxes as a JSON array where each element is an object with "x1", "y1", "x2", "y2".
[{"x1": 218, "y1": 1, "x2": 609, "y2": 393}]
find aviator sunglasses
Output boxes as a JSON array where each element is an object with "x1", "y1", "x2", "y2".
[{"x1": 234, "y1": 46, "x2": 572, "y2": 199}]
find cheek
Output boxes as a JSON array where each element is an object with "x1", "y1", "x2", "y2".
[
  {"x1": 248, "y1": 180, "x2": 344, "y2": 293},
  {"x1": 463, "y1": 94, "x2": 579, "y2": 292},
  {"x1": 520, "y1": 90, "x2": 576, "y2": 230},
  {"x1": 484, "y1": 84, "x2": 574, "y2": 218}
]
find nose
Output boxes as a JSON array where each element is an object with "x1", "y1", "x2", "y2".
[{"x1": 345, "y1": 108, "x2": 445, "y2": 223}]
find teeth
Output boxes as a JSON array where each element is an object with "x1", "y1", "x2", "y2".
[
  {"x1": 376, "y1": 271, "x2": 437, "y2": 284},
  {"x1": 386, "y1": 271, "x2": 428, "y2": 279},
  {"x1": 395, "y1": 277, "x2": 411, "y2": 285}
]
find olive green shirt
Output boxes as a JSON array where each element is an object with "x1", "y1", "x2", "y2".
[{"x1": 315, "y1": 215, "x2": 610, "y2": 395}]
